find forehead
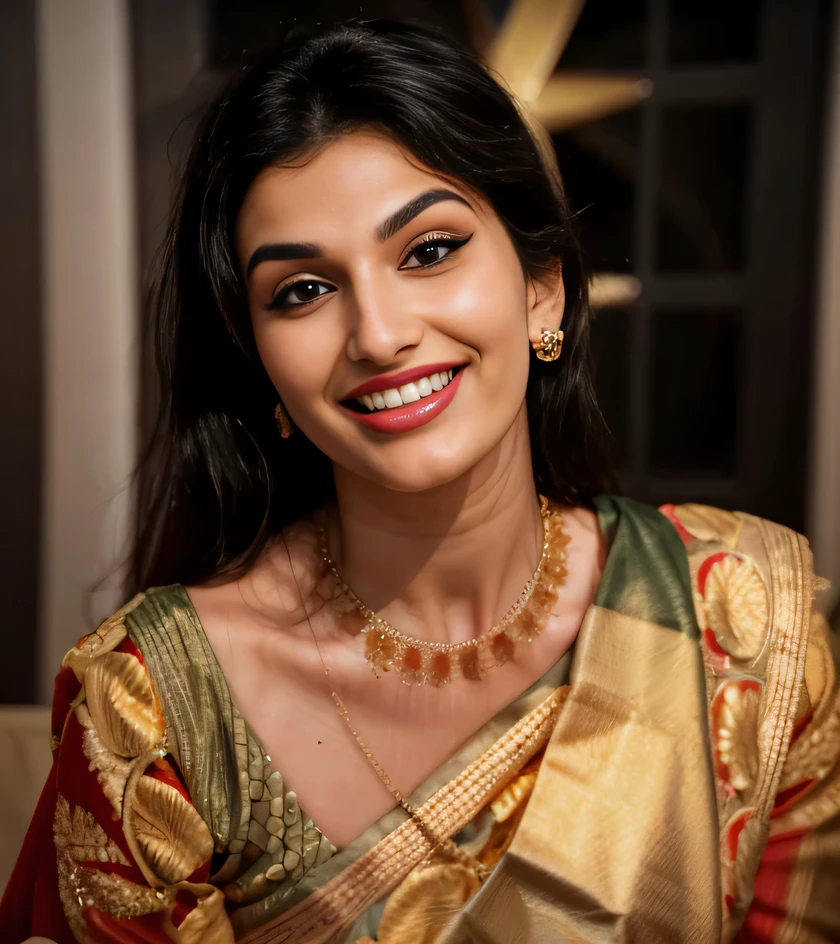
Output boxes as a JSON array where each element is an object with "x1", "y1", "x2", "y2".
[{"x1": 236, "y1": 130, "x2": 483, "y2": 246}]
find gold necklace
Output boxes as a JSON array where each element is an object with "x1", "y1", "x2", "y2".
[
  {"x1": 319, "y1": 496, "x2": 570, "y2": 687},
  {"x1": 329, "y1": 687, "x2": 491, "y2": 879},
  {"x1": 294, "y1": 582, "x2": 489, "y2": 878}
]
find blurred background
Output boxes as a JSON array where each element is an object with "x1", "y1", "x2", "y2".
[{"x1": 1, "y1": 0, "x2": 839, "y2": 882}]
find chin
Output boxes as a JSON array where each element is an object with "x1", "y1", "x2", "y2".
[
  {"x1": 315, "y1": 403, "x2": 522, "y2": 495},
  {"x1": 362, "y1": 450, "x2": 478, "y2": 494}
]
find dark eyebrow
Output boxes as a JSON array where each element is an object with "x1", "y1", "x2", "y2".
[
  {"x1": 247, "y1": 242, "x2": 322, "y2": 277},
  {"x1": 376, "y1": 188, "x2": 473, "y2": 242},
  {"x1": 246, "y1": 188, "x2": 472, "y2": 277}
]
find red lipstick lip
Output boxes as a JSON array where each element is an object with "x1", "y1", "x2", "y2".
[
  {"x1": 341, "y1": 362, "x2": 466, "y2": 400},
  {"x1": 340, "y1": 366, "x2": 465, "y2": 434}
]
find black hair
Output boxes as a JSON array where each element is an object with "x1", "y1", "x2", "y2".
[{"x1": 130, "y1": 18, "x2": 617, "y2": 593}]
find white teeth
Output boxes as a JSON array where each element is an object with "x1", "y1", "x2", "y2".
[
  {"x1": 356, "y1": 368, "x2": 460, "y2": 412},
  {"x1": 399, "y1": 382, "x2": 421, "y2": 403}
]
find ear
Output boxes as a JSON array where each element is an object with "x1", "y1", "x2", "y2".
[{"x1": 525, "y1": 265, "x2": 565, "y2": 349}]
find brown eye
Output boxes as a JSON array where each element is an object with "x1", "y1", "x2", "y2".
[
  {"x1": 268, "y1": 279, "x2": 334, "y2": 311},
  {"x1": 400, "y1": 234, "x2": 472, "y2": 270}
]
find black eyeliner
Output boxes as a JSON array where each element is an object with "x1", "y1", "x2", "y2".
[{"x1": 268, "y1": 233, "x2": 473, "y2": 311}]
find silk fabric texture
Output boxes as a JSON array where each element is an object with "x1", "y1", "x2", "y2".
[{"x1": 2, "y1": 496, "x2": 838, "y2": 943}]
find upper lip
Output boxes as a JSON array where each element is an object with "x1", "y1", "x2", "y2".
[{"x1": 341, "y1": 362, "x2": 465, "y2": 400}]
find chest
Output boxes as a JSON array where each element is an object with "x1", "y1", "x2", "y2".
[{"x1": 218, "y1": 620, "x2": 576, "y2": 849}]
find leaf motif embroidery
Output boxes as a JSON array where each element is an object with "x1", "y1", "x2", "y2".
[
  {"x1": 78, "y1": 703, "x2": 133, "y2": 818},
  {"x1": 130, "y1": 774, "x2": 215, "y2": 885},
  {"x1": 54, "y1": 792, "x2": 128, "y2": 866}
]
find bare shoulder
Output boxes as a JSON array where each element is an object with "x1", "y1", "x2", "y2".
[
  {"x1": 562, "y1": 503, "x2": 607, "y2": 581},
  {"x1": 186, "y1": 511, "x2": 329, "y2": 646}
]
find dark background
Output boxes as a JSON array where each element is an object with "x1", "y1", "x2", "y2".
[{"x1": 1, "y1": 0, "x2": 834, "y2": 704}]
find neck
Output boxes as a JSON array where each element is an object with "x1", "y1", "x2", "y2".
[{"x1": 330, "y1": 411, "x2": 545, "y2": 645}]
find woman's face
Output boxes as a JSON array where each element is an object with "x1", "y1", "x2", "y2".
[{"x1": 236, "y1": 130, "x2": 563, "y2": 493}]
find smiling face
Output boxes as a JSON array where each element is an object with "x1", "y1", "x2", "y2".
[{"x1": 236, "y1": 130, "x2": 564, "y2": 494}]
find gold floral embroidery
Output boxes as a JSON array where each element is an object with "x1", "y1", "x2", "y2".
[
  {"x1": 130, "y1": 773, "x2": 215, "y2": 884},
  {"x1": 371, "y1": 861, "x2": 481, "y2": 944},
  {"x1": 712, "y1": 681, "x2": 762, "y2": 794},
  {"x1": 679, "y1": 505, "x2": 817, "y2": 942},
  {"x1": 78, "y1": 704, "x2": 133, "y2": 817},
  {"x1": 670, "y1": 504, "x2": 742, "y2": 546},
  {"x1": 243, "y1": 686, "x2": 567, "y2": 943},
  {"x1": 54, "y1": 793, "x2": 129, "y2": 866},
  {"x1": 772, "y1": 761, "x2": 840, "y2": 834},
  {"x1": 779, "y1": 685, "x2": 840, "y2": 794},
  {"x1": 62, "y1": 593, "x2": 145, "y2": 679},
  {"x1": 702, "y1": 554, "x2": 769, "y2": 661},
  {"x1": 719, "y1": 806, "x2": 766, "y2": 931},
  {"x1": 84, "y1": 650, "x2": 166, "y2": 758},
  {"x1": 69, "y1": 864, "x2": 174, "y2": 919},
  {"x1": 54, "y1": 792, "x2": 132, "y2": 940}
]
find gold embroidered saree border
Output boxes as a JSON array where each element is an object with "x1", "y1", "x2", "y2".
[
  {"x1": 720, "y1": 516, "x2": 814, "y2": 944},
  {"x1": 673, "y1": 506, "x2": 818, "y2": 942},
  {"x1": 752, "y1": 516, "x2": 813, "y2": 819},
  {"x1": 236, "y1": 684, "x2": 569, "y2": 944}
]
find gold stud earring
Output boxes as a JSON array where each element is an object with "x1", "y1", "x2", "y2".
[
  {"x1": 533, "y1": 328, "x2": 564, "y2": 362},
  {"x1": 275, "y1": 402, "x2": 293, "y2": 439}
]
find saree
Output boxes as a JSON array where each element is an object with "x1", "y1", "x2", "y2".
[{"x1": 2, "y1": 496, "x2": 839, "y2": 943}]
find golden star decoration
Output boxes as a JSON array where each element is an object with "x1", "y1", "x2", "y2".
[{"x1": 465, "y1": 0, "x2": 650, "y2": 309}]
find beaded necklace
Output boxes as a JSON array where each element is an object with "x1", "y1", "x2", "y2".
[{"x1": 319, "y1": 496, "x2": 570, "y2": 686}]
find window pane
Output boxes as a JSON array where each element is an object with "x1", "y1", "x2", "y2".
[
  {"x1": 591, "y1": 308, "x2": 632, "y2": 468},
  {"x1": 555, "y1": 109, "x2": 641, "y2": 274},
  {"x1": 656, "y1": 105, "x2": 751, "y2": 273},
  {"x1": 668, "y1": 0, "x2": 763, "y2": 64},
  {"x1": 559, "y1": 0, "x2": 647, "y2": 70},
  {"x1": 650, "y1": 309, "x2": 741, "y2": 475}
]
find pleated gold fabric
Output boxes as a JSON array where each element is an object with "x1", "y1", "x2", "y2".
[{"x1": 435, "y1": 605, "x2": 720, "y2": 944}]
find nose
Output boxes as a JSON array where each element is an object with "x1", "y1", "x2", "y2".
[{"x1": 344, "y1": 268, "x2": 423, "y2": 366}]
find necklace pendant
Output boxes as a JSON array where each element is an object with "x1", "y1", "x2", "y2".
[
  {"x1": 363, "y1": 624, "x2": 396, "y2": 674},
  {"x1": 321, "y1": 496, "x2": 568, "y2": 688},
  {"x1": 459, "y1": 648, "x2": 483, "y2": 682},
  {"x1": 429, "y1": 651, "x2": 452, "y2": 686},
  {"x1": 490, "y1": 631, "x2": 515, "y2": 664}
]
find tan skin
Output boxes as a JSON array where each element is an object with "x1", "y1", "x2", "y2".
[{"x1": 187, "y1": 130, "x2": 605, "y2": 851}]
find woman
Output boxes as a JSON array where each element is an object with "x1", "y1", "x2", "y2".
[{"x1": 3, "y1": 18, "x2": 838, "y2": 944}]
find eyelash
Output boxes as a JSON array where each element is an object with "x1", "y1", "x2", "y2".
[{"x1": 267, "y1": 232, "x2": 473, "y2": 311}]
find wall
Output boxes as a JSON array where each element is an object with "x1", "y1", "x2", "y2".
[
  {"x1": 37, "y1": 0, "x2": 139, "y2": 700},
  {"x1": 810, "y1": 3, "x2": 840, "y2": 621}
]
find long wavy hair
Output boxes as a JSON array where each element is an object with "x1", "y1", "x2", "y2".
[{"x1": 130, "y1": 18, "x2": 617, "y2": 593}]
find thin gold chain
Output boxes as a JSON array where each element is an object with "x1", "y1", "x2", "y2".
[
  {"x1": 329, "y1": 686, "x2": 488, "y2": 872},
  {"x1": 298, "y1": 497, "x2": 561, "y2": 870},
  {"x1": 294, "y1": 565, "x2": 457, "y2": 854},
  {"x1": 319, "y1": 495, "x2": 552, "y2": 653}
]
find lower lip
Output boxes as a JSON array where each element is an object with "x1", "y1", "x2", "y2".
[{"x1": 341, "y1": 369, "x2": 465, "y2": 434}]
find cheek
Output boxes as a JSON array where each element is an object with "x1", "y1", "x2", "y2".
[
  {"x1": 444, "y1": 249, "x2": 532, "y2": 408},
  {"x1": 448, "y1": 242, "x2": 528, "y2": 349},
  {"x1": 250, "y1": 315, "x2": 337, "y2": 411}
]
